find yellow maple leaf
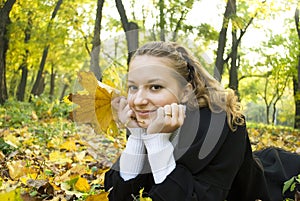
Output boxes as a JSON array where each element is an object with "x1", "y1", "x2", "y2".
[
  {"x1": 7, "y1": 160, "x2": 26, "y2": 180},
  {"x1": 4, "y1": 133, "x2": 20, "y2": 148},
  {"x1": 68, "y1": 71, "x2": 120, "y2": 136},
  {"x1": 7, "y1": 160, "x2": 36, "y2": 180},
  {"x1": 86, "y1": 192, "x2": 109, "y2": 201},
  {"x1": 74, "y1": 177, "x2": 90, "y2": 192},
  {"x1": 60, "y1": 140, "x2": 77, "y2": 151},
  {"x1": 49, "y1": 151, "x2": 73, "y2": 164}
]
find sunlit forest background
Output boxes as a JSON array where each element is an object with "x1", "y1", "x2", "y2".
[{"x1": 0, "y1": 0, "x2": 299, "y2": 200}]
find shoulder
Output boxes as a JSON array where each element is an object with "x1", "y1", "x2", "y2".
[{"x1": 176, "y1": 108, "x2": 247, "y2": 172}]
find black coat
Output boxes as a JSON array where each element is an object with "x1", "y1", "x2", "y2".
[{"x1": 104, "y1": 108, "x2": 300, "y2": 201}]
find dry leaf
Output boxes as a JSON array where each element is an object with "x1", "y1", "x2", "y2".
[
  {"x1": 49, "y1": 151, "x2": 73, "y2": 164},
  {"x1": 68, "y1": 71, "x2": 120, "y2": 136},
  {"x1": 86, "y1": 192, "x2": 109, "y2": 201},
  {"x1": 139, "y1": 188, "x2": 153, "y2": 201},
  {"x1": 7, "y1": 160, "x2": 27, "y2": 180},
  {"x1": 0, "y1": 188, "x2": 22, "y2": 201},
  {"x1": 60, "y1": 140, "x2": 77, "y2": 151},
  {"x1": 74, "y1": 177, "x2": 90, "y2": 192}
]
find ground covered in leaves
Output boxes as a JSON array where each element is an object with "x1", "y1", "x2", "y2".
[
  {"x1": 0, "y1": 99, "x2": 299, "y2": 201},
  {"x1": 0, "y1": 119, "x2": 125, "y2": 201}
]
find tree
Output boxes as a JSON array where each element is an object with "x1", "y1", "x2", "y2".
[
  {"x1": 0, "y1": 0, "x2": 16, "y2": 104},
  {"x1": 293, "y1": 7, "x2": 300, "y2": 129},
  {"x1": 90, "y1": 0, "x2": 105, "y2": 81},
  {"x1": 16, "y1": 11, "x2": 32, "y2": 101},
  {"x1": 158, "y1": 0, "x2": 166, "y2": 41},
  {"x1": 214, "y1": 0, "x2": 265, "y2": 95},
  {"x1": 115, "y1": 0, "x2": 139, "y2": 65},
  {"x1": 214, "y1": 0, "x2": 234, "y2": 82},
  {"x1": 30, "y1": 0, "x2": 63, "y2": 98}
]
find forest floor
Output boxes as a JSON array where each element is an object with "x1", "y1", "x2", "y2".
[{"x1": 0, "y1": 116, "x2": 299, "y2": 201}]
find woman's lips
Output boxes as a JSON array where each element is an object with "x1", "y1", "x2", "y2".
[{"x1": 135, "y1": 110, "x2": 156, "y2": 118}]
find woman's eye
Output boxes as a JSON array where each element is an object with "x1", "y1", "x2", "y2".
[
  {"x1": 150, "y1": 85, "x2": 163, "y2": 91},
  {"x1": 128, "y1": 85, "x2": 138, "y2": 91}
]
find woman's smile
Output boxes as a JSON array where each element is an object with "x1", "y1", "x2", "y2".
[{"x1": 134, "y1": 109, "x2": 157, "y2": 118}]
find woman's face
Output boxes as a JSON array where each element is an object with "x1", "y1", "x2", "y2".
[{"x1": 127, "y1": 55, "x2": 188, "y2": 128}]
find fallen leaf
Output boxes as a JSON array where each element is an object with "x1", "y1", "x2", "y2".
[
  {"x1": 139, "y1": 188, "x2": 152, "y2": 201},
  {"x1": 86, "y1": 192, "x2": 109, "y2": 201},
  {"x1": 0, "y1": 188, "x2": 22, "y2": 201},
  {"x1": 60, "y1": 140, "x2": 77, "y2": 151},
  {"x1": 48, "y1": 151, "x2": 73, "y2": 164},
  {"x1": 7, "y1": 160, "x2": 27, "y2": 180},
  {"x1": 4, "y1": 133, "x2": 20, "y2": 148},
  {"x1": 74, "y1": 177, "x2": 90, "y2": 192}
]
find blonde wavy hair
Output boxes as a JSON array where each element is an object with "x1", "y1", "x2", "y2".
[{"x1": 130, "y1": 41, "x2": 244, "y2": 131}]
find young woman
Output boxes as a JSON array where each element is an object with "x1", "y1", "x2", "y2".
[{"x1": 104, "y1": 41, "x2": 300, "y2": 201}]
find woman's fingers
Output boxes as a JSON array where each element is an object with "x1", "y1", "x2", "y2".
[
  {"x1": 148, "y1": 104, "x2": 186, "y2": 134},
  {"x1": 164, "y1": 103, "x2": 184, "y2": 126},
  {"x1": 111, "y1": 96, "x2": 139, "y2": 128}
]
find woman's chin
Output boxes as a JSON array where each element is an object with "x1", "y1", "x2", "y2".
[{"x1": 137, "y1": 119, "x2": 149, "y2": 128}]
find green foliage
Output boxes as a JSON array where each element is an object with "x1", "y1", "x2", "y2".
[
  {"x1": 282, "y1": 174, "x2": 300, "y2": 197},
  {"x1": 0, "y1": 96, "x2": 72, "y2": 129},
  {"x1": 0, "y1": 138, "x2": 16, "y2": 155}
]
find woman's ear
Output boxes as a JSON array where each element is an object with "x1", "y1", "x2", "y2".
[{"x1": 181, "y1": 83, "x2": 193, "y2": 103}]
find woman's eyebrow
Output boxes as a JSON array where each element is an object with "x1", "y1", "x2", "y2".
[
  {"x1": 127, "y1": 80, "x2": 135, "y2": 84},
  {"x1": 128, "y1": 78, "x2": 165, "y2": 84},
  {"x1": 147, "y1": 79, "x2": 163, "y2": 83}
]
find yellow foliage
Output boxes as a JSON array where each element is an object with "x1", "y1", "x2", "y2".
[
  {"x1": 60, "y1": 140, "x2": 77, "y2": 151},
  {"x1": 4, "y1": 133, "x2": 20, "y2": 148},
  {"x1": 7, "y1": 160, "x2": 29, "y2": 180},
  {"x1": 55, "y1": 165, "x2": 87, "y2": 183},
  {"x1": 139, "y1": 188, "x2": 153, "y2": 201},
  {"x1": 68, "y1": 71, "x2": 120, "y2": 136},
  {"x1": 0, "y1": 188, "x2": 22, "y2": 201},
  {"x1": 74, "y1": 177, "x2": 90, "y2": 192},
  {"x1": 49, "y1": 151, "x2": 73, "y2": 164},
  {"x1": 86, "y1": 192, "x2": 109, "y2": 201},
  {"x1": 47, "y1": 137, "x2": 63, "y2": 149}
]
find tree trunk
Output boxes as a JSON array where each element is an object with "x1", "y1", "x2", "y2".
[
  {"x1": 266, "y1": 104, "x2": 270, "y2": 124},
  {"x1": 30, "y1": 45, "x2": 49, "y2": 97},
  {"x1": 159, "y1": 0, "x2": 165, "y2": 41},
  {"x1": 115, "y1": 0, "x2": 139, "y2": 65},
  {"x1": 90, "y1": 0, "x2": 104, "y2": 81},
  {"x1": 294, "y1": 8, "x2": 300, "y2": 129},
  {"x1": 272, "y1": 101, "x2": 277, "y2": 125},
  {"x1": 263, "y1": 77, "x2": 271, "y2": 124},
  {"x1": 16, "y1": 62, "x2": 28, "y2": 101},
  {"x1": 9, "y1": 72, "x2": 18, "y2": 96},
  {"x1": 59, "y1": 74, "x2": 70, "y2": 101},
  {"x1": 0, "y1": 0, "x2": 16, "y2": 104},
  {"x1": 215, "y1": 0, "x2": 259, "y2": 82},
  {"x1": 30, "y1": 0, "x2": 63, "y2": 98},
  {"x1": 229, "y1": 34, "x2": 238, "y2": 90},
  {"x1": 49, "y1": 64, "x2": 55, "y2": 100},
  {"x1": 229, "y1": 0, "x2": 238, "y2": 95},
  {"x1": 17, "y1": 13, "x2": 32, "y2": 101},
  {"x1": 214, "y1": 0, "x2": 233, "y2": 81}
]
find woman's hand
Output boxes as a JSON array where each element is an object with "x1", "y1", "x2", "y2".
[
  {"x1": 111, "y1": 96, "x2": 139, "y2": 128},
  {"x1": 147, "y1": 103, "x2": 186, "y2": 134}
]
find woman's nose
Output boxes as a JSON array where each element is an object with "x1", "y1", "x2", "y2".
[{"x1": 133, "y1": 89, "x2": 148, "y2": 105}]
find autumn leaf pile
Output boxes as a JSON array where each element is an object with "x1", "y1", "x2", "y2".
[
  {"x1": 0, "y1": 120, "x2": 125, "y2": 201},
  {"x1": 0, "y1": 71, "x2": 299, "y2": 201}
]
